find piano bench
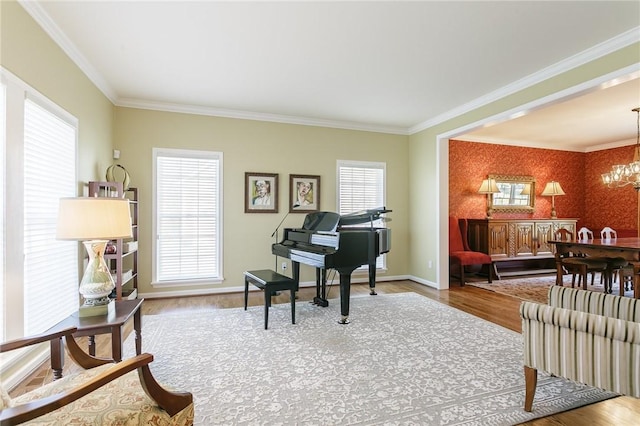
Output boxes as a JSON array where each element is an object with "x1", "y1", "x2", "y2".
[{"x1": 244, "y1": 269, "x2": 297, "y2": 330}]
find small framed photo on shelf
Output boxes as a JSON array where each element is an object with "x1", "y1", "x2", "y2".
[
  {"x1": 245, "y1": 172, "x2": 278, "y2": 213},
  {"x1": 289, "y1": 174, "x2": 320, "y2": 213}
]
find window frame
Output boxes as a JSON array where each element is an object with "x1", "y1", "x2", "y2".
[
  {"x1": 336, "y1": 159, "x2": 387, "y2": 271},
  {"x1": 0, "y1": 67, "x2": 79, "y2": 342},
  {"x1": 151, "y1": 147, "x2": 224, "y2": 287}
]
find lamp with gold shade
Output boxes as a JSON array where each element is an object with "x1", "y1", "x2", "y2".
[
  {"x1": 478, "y1": 178, "x2": 500, "y2": 218},
  {"x1": 57, "y1": 197, "x2": 132, "y2": 316},
  {"x1": 541, "y1": 181, "x2": 565, "y2": 219}
]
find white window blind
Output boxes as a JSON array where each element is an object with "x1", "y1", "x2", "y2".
[
  {"x1": 23, "y1": 99, "x2": 78, "y2": 335},
  {"x1": 337, "y1": 160, "x2": 386, "y2": 269},
  {"x1": 154, "y1": 149, "x2": 222, "y2": 283}
]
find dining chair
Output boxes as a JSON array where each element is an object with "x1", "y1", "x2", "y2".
[
  {"x1": 601, "y1": 226, "x2": 617, "y2": 240},
  {"x1": 599, "y1": 226, "x2": 628, "y2": 293},
  {"x1": 577, "y1": 227, "x2": 593, "y2": 241},
  {"x1": 577, "y1": 226, "x2": 621, "y2": 289},
  {"x1": 554, "y1": 228, "x2": 608, "y2": 289},
  {"x1": 617, "y1": 264, "x2": 636, "y2": 296}
]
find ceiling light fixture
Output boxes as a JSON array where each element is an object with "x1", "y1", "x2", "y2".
[
  {"x1": 601, "y1": 107, "x2": 640, "y2": 238},
  {"x1": 601, "y1": 107, "x2": 640, "y2": 189}
]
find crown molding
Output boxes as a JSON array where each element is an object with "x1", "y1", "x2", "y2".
[
  {"x1": 115, "y1": 98, "x2": 410, "y2": 135},
  {"x1": 454, "y1": 135, "x2": 638, "y2": 153},
  {"x1": 20, "y1": 1, "x2": 639, "y2": 137},
  {"x1": 18, "y1": 0, "x2": 118, "y2": 102},
  {"x1": 409, "y1": 26, "x2": 640, "y2": 135},
  {"x1": 19, "y1": 0, "x2": 408, "y2": 135}
]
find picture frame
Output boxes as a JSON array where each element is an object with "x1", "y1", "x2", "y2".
[
  {"x1": 289, "y1": 174, "x2": 320, "y2": 213},
  {"x1": 245, "y1": 172, "x2": 278, "y2": 213}
]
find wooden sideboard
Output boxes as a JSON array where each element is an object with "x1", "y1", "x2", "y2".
[{"x1": 466, "y1": 218, "x2": 578, "y2": 278}]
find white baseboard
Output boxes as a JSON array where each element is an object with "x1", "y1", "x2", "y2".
[
  {"x1": 138, "y1": 274, "x2": 413, "y2": 299},
  {"x1": 1, "y1": 345, "x2": 50, "y2": 392}
]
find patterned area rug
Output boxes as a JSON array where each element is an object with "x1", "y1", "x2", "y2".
[
  {"x1": 124, "y1": 293, "x2": 617, "y2": 425},
  {"x1": 467, "y1": 274, "x2": 634, "y2": 304}
]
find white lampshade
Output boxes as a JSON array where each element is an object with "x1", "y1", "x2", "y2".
[
  {"x1": 57, "y1": 197, "x2": 132, "y2": 241},
  {"x1": 541, "y1": 181, "x2": 566, "y2": 197},
  {"x1": 478, "y1": 178, "x2": 499, "y2": 194},
  {"x1": 57, "y1": 197, "x2": 132, "y2": 314}
]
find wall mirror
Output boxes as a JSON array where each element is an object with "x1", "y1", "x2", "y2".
[{"x1": 489, "y1": 174, "x2": 535, "y2": 213}]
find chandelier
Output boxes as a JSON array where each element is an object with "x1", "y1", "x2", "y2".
[{"x1": 601, "y1": 107, "x2": 640, "y2": 190}]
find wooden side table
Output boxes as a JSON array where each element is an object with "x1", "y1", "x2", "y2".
[{"x1": 46, "y1": 298, "x2": 144, "y2": 379}]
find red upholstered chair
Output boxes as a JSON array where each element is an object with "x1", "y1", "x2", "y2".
[{"x1": 449, "y1": 216, "x2": 493, "y2": 286}]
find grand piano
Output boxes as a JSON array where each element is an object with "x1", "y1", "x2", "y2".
[{"x1": 272, "y1": 207, "x2": 391, "y2": 324}]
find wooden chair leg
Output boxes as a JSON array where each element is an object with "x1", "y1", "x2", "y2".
[
  {"x1": 580, "y1": 265, "x2": 588, "y2": 290},
  {"x1": 524, "y1": 365, "x2": 538, "y2": 412},
  {"x1": 460, "y1": 265, "x2": 465, "y2": 287}
]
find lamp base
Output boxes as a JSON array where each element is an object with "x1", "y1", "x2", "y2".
[{"x1": 78, "y1": 299, "x2": 116, "y2": 318}]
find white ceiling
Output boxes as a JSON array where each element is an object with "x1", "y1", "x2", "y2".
[
  {"x1": 459, "y1": 76, "x2": 640, "y2": 152},
  {"x1": 21, "y1": 1, "x2": 640, "y2": 148}
]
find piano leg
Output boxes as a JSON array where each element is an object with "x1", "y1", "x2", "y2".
[
  {"x1": 292, "y1": 261, "x2": 300, "y2": 291},
  {"x1": 368, "y1": 262, "x2": 377, "y2": 295},
  {"x1": 313, "y1": 268, "x2": 329, "y2": 307},
  {"x1": 337, "y1": 267, "x2": 358, "y2": 324}
]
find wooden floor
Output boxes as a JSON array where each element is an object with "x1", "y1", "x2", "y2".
[{"x1": 10, "y1": 279, "x2": 640, "y2": 425}]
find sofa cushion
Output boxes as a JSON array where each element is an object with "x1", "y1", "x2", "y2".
[{"x1": 450, "y1": 250, "x2": 492, "y2": 266}]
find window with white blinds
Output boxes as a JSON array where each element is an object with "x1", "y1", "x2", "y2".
[
  {"x1": 23, "y1": 98, "x2": 78, "y2": 335},
  {"x1": 153, "y1": 148, "x2": 222, "y2": 284},
  {"x1": 337, "y1": 160, "x2": 387, "y2": 269}
]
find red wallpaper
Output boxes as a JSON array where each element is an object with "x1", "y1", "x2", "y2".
[
  {"x1": 585, "y1": 146, "x2": 638, "y2": 236},
  {"x1": 449, "y1": 140, "x2": 639, "y2": 236}
]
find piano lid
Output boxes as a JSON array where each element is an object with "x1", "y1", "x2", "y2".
[
  {"x1": 338, "y1": 207, "x2": 392, "y2": 226},
  {"x1": 302, "y1": 211, "x2": 340, "y2": 232}
]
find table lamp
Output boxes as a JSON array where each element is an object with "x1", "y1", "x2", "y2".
[
  {"x1": 478, "y1": 178, "x2": 500, "y2": 218},
  {"x1": 541, "y1": 181, "x2": 565, "y2": 219},
  {"x1": 57, "y1": 197, "x2": 132, "y2": 316}
]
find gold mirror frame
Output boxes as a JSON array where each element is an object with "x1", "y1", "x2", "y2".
[{"x1": 489, "y1": 174, "x2": 535, "y2": 213}]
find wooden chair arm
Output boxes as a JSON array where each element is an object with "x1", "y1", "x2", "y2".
[
  {"x1": 0, "y1": 325, "x2": 113, "y2": 371},
  {"x1": 0, "y1": 354, "x2": 154, "y2": 425},
  {"x1": 64, "y1": 334, "x2": 113, "y2": 369},
  {"x1": 138, "y1": 363, "x2": 194, "y2": 416},
  {"x1": 0, "y1": 327, "x2": 77, "y2": 353}
]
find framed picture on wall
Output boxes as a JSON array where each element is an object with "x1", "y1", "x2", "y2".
[
  {"x1": 245, "y1": 172, "x2": 278, "y2": 213},
  {"x1": 289, "y1": 174, "x2": 320, "y2": 213}
]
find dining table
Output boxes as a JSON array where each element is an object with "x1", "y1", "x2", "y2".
[{"x1": 549, "y1": 237, "x2": 640, "y2": 298}]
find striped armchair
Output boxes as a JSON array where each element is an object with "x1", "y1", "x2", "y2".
[{"x1": 520, "y1": 286, "x2": 640, "y2": 412}]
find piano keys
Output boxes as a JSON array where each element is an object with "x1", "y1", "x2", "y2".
[{"x1": 272, "y1": 208, "x2": 392, "y2": 324}]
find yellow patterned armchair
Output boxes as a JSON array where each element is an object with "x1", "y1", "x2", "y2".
[
  {"x1": 520, "y1": 285, "x2": 640, "y2": 412},
  {"x1": 0, "y1": 327, "x2": 194, "y2": 425}
]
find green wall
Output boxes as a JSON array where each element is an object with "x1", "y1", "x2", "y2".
[
  {"x1": 113, "y1": 108, "x2": 409, "y2": 295},
  {"x1": 0, "y1": 0, "x2": 114, "y2": 187}
]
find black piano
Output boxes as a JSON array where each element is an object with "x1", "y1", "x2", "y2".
[{"x1": 272, "y1": 207, "x2": 392, "y2": 324}]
